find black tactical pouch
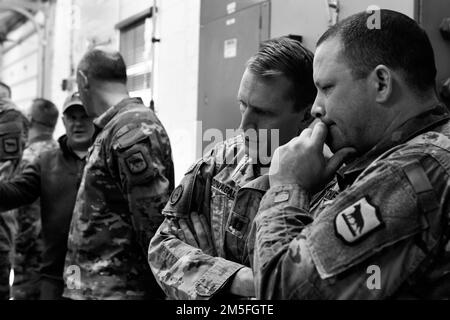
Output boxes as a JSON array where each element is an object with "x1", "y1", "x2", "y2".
[{"x1": 0, "y1": 122, "x2": 23, "y2": 161}]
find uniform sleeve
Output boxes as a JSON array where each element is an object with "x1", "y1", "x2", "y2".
[
  {"x1": 0, "y1": 159, "x2": 41, "y2": 212},
  {"x1": 148, "y1": 155, "x2": 245, "y2": 300},
  {"x1": 111, "y1": 123, "x2": 174, "y2": 256},
  {"x1": 254, "y1": 156, "x2": 447, "y2": 299}
]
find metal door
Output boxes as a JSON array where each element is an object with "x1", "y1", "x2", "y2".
[
  {"x1": 416, "y1": 0, "x2": 450, "y2": 88},
  {"x1": 198, "y1": 0, "x2": 270, "y2": 156}
]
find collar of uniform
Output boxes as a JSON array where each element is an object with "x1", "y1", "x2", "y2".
[
  {"x1": 58, "y1": 134, "x2": 84, "y2": 160},
  {"x1": 227, "y1": 153, "x2": 255, "y2": 189},
  {"x1": 235, "y1": 154, "x2": 272, "y2": 188},
  {"x1": 337, "y1": 104, "x2": 450, "y2": 189},
  {"x1": 93, "y1": 97, "x2": 144, "y2": 130}
]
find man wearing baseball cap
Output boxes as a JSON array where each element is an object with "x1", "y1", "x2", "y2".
[{"x1": 0, "y1": 92, "x2": 95, "y2": 299}]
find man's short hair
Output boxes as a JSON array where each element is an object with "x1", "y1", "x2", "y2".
[
  {"x1": 0, "y1": 81, "x2": 12, "y2": 99},
  {"x1": 317, "y1": 9, "x2": 437, "y2": 93},
  {"x1": 30, "y1": 98, "x2": 59, "y2": 129},
  {"x1": 78, "y1": 49, "x2": 127, "y2": 84},
  {"x1": 246, "y1": 36, "x2": 317, "y2": 113}
]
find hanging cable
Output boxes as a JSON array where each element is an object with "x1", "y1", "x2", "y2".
[{"x1": 149, "y1": 0, "x2": 160, "y2": 111}]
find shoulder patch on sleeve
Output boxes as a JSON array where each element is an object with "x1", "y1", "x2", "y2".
[
  {"x1": 117, "y1": 142, "x2": 157, "y2": 187},
  {"x1": 335, "y1": 197, "x2": 384, "y2": 245},
  {"x1": 169, "y1": 185, "x2": 183, "y2": 205},
  {"x1": 125, "y1": 151, "x2": 148, "y2": 174}
]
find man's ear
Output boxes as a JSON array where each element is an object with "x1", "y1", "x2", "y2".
[
  {"x1": 371, "y1": 65, "x2": 393, "y2": 103},
  {"x1": 78, "y1": 70, "x2": 89, "y2": 90},
  {"x1": 296, "y1": 104, "x2": 315, "y2": 135}
]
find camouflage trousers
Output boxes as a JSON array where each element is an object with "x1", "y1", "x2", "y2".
[
  {"x1": 0, "y1": 252, "x2": 11, "y2": 300},
  {"x1": 0, "y1": 210, "x2": 18, "y2": 300},
  {"x1": 11, "y1": 202, "x2": 43, "y2": 300},
  {"x1": 11, "y1": 274, "x2": 40, "y2": 300}
]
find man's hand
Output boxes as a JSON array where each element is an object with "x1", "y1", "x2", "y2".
[
  {"x1": 269, "y1": 122, "x2": 356, "y2": 193},
  {"x1": 229, "y1": 267, "x2": 255, "y2": 297},
  {"x1": 178, "y1": 212, "x2": 216, "y2": 255}
]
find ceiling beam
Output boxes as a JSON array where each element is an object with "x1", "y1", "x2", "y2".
[{"x1": 0, "y1": 0, "x2": 44, "y2": 13}]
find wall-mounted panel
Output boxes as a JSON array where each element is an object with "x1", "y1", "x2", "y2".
[
  {"x1": 201, "y1": 0, "x2": 267, "y2": 25},
  {"x1": 198, "y1": 1, "x2": 270, "y2": 156},
  {"x1": 271, "y1": 0, "x2": 414, "y2": 52}
]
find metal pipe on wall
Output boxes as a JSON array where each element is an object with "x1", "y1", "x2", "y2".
[{"x1": 149, "y1": 0, "x2": 159, "y2": 111}]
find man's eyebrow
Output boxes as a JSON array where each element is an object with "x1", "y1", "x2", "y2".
[{"x1": 237, "y1": 98, "x2": 268, "y2": 113}]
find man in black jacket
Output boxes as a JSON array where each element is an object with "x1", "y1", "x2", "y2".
[{"x1": 0, "y1": 92, "x2": 94, "y2": 299}]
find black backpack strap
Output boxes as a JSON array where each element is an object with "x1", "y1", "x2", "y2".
[{"x1": 403, "y1": 160, "x2": 439, "y2": 215}]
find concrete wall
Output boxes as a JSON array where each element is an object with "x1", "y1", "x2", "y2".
[
  {"x1": 271, "y1": 0, "x2": 415, "y2": 52},
  {"x1": 118, "y1": 0, "x2": 202, "y2": 183},
  {"x1": 154, "y1": 0, "x2": 201, "y2": 184},
  {"x1": 49, "y1": 0, "x2": 74, "y2": 140}
]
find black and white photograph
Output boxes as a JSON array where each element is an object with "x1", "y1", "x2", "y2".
[{"x1": 0, "y1": 0, "x2": 449, "y2": 314}]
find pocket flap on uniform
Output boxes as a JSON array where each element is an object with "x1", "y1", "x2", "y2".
[
  {"x1": 305, "y1": 179, "x2": 426, "y2": 280},
  {"x1": 114, "y1": 125, "x2": 149, "y2": 150}
]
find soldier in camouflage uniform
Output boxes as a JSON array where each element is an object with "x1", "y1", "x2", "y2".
[
  {"x1": 0, "y1": 93, "x2": 95, "y2": 300},
  {"x1": 11, "y1": 98, "x2": 59, "y2": 300},
  {"x1": 254, "y1": 10, "x2": 450, "y2": 299},
  {"x1": 148, "y1": 37, "x2": 317, "y2": 299},
  {"x1": 63, "y1": 49, "x2": 174, "y2": 300},
  {"x1": 0, "y1": 90, "x2": 29, "y2": 300}
]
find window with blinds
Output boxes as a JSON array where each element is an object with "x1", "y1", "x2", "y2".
[{"x1": 119, "y1": 18, "x2": 152, "y2": 93}]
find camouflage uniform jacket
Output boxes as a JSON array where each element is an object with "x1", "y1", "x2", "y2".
[
  {"x1": 0, "y1": 161, "x2": 19, "y2": 300},
  {"x1": 254, "y1": 104, "x2": 450, "y2": 299},
  {"x1": 0, "y1": 99, "x2": 28, "y2": 300},
  {"x1": 0, "y1": 157, "x2": 19, "y2": 300},
  {"x1": 149, "y1": 135, "x2": 275, "y2": 299},
  {"x1": 63, "y1": 97, "x2": 174, "y2": 300},
  {"x1": 0, "y1": 135, "x2": 87, "y2": 300},
  {"x1": 12, "y1": 136, "x2": 58, "y2": 299}
]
